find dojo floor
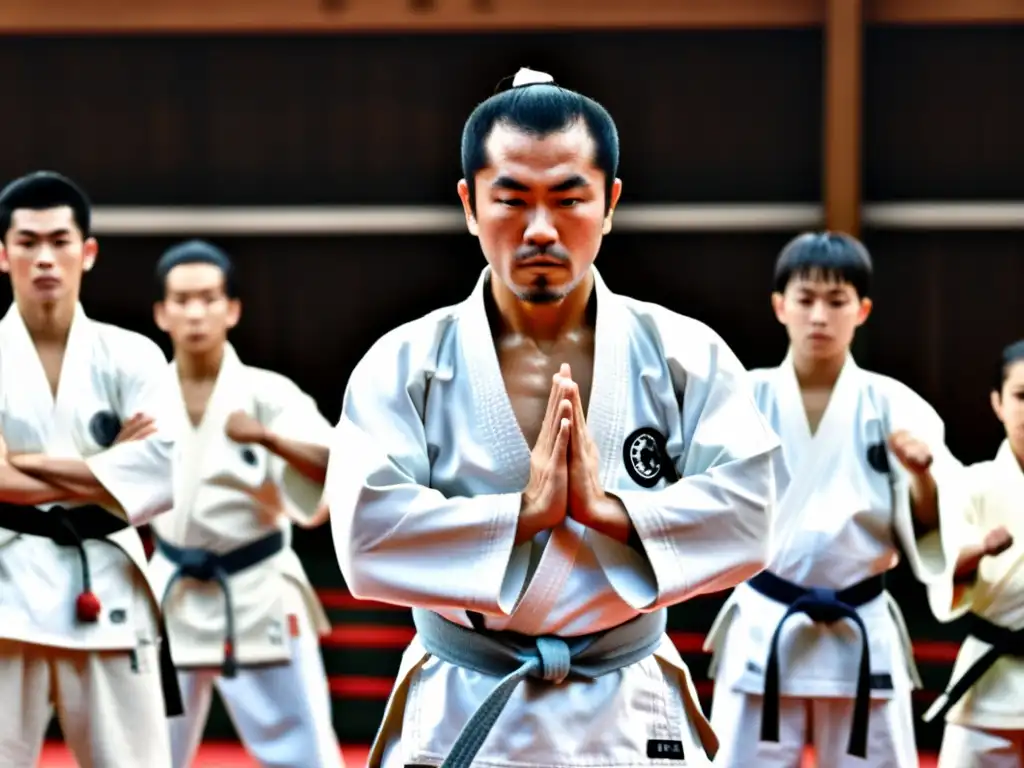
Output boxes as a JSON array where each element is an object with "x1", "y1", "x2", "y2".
[{"x1": 36, "y1": 743, "x2": 940, "y2": 766}]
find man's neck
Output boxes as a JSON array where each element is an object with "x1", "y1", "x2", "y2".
[
  {"x1": 176, "y1": 345, "x2": 225, "y2": 382},
  {"x1": 792, "y1": 347, "x2": 848, "y2": 390},
  {"x1": 490, "y1": 270, "x2": 595, "y2": 342},
  {"x1": 17, "y1": 296, "x2": 75, "y2": 346}
]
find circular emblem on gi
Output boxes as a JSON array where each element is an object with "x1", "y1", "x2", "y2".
[
  {"x1": 89, "y1": 410, "x2": 122, "y2": 448},
  {"x1": 622, "y1": 427, "x2": 670, "y2": 488},
  {"x1": 866, "y1": 441, "x2": 890, "y2": 473},
  {"x1": 241, "y1": 447, "x2": 258, "y2": 466}
]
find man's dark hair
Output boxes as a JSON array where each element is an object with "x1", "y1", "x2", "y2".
[
  {"x1": 995, "y1": 339, "x2": 1024, "y2": 392},
  {"x1": 461, "y1": 76, "x2": 619, "y2": 213},
  {"x1": 0, "y1": 171, "x2": 92, "y2": 243},
  {"x1": 773, "y1": 231, "x2": 873, "y2": 298},
  {"x1": 155, "y1": 239, "x2": 237, "y2": 300}
]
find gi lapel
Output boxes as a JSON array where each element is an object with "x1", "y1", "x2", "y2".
[
  {"x1": 586, "y1": 268, "x2": 630, "y2": 488},
  {"x1": 770, "y1": 352, "x2": 859, "y2": 557},
  {"x1": 173, "y1": 344, "x2": 249, "y2": 519},
  {"x1": 53, "y1": 305, "x2": 105, "y2": 457},
  {"x1": 0, "y1": 303, "x2": 57, "y2": 450},
  {"x1": 458, "y1": 268, "x2": 600, "y2": 633}
]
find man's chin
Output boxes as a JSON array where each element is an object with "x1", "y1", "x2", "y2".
[{"x1": 516, "y1": 288, "x2": 565, "y2": 305}]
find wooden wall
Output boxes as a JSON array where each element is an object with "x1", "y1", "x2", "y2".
[{"x1": 2, "y1": 5, "x2": 1023, "y2": 751}]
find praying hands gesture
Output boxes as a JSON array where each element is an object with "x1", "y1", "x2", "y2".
[{"x1": 518, "y1": 363, "x2": 634, "y2": 546}]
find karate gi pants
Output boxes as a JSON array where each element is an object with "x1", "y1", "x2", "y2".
[
  {"x1": 168, "y1": 604, "x2": 344, "y2": 768},
  {"x1": 709, "y1": 690, "x2": 918, "y2": 767},
  {"x1": 0, "y1": 637, "x2": 171, "y2": 768},
  {"x1": 938, "y1": 723, "x2": 1024, "y2": 768}
]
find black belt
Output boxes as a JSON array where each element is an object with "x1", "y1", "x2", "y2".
[
  {"x1": 156, "y1": 530, "x2": 285, "y2": 678},
  {"x1": 0, "y1": 502, "x2": 183, "y2": 717},
  {"x1": 928, "y1": 615, "x2": 1024, "y2": 722},
  {"x1": 747, "y1": 570, "x2": 886, "y2": 759}
]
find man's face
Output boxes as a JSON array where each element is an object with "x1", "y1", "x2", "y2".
[
  {"x1": 154, "y1": 262, "x2": 240, "y2": 355},
  {"x1": 458, "y1": 121, "x2": 622, "y2": 304},
  {"x1": 771, "y1": 273, "x2": 872, "y2": 361},
  {"x1": 0, "y1": 206, "x2": 96, "y2": 308},
  {"x1": 993, "y1": 361, "x2": 1024, "y2": 461}
]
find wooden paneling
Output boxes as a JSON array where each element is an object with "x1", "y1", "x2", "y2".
[
  {"x1": 5, "y1": 0, "x2": 1024, "y2": 34},
  {"x1": 0, "y1": 0, "x2": 825, "y2": 34},
  {"x1": 8, "y1": 0, "x2": 1024, "y2": 34},
  {"x1": 0, "y1": 32, "x2": 823, "y2": 207},
  {"x1": 864, "y1": 26, "x2": 1024, "y2": 201},
  {"x1": 862, "y1": 229, "x2": 1024, "y2": 465}
]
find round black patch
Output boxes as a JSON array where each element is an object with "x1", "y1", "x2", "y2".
[
  {"x1": 89, "y1": 410, "x2": 122, "y2": 448},
  {"x1": 622, "y1": 427, "x2": 671, "y2": 488},
  {"x1": 241, "y1": 448, "x2": 258, "y2": 466},
  {"x1": 867, "y1": 442, "x2": 890, "y2": 473}
]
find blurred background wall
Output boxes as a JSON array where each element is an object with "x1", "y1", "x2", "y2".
[{"x1": 2, "y1": 0, "x2": 1023, "y2": 752}]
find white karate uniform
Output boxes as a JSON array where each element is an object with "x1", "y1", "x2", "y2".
[
  {"x1": 0, "y1": 303, "x2": 177, "y2": 768},
  {"x1": 326, "y1": 266, "x2": 784, "y2": 768},
  {"x1": 705, "y1": 351, "x2": 966, "y2": 767},
  {"x1": 148, "y1": 343, "x2": 342, "y2": 768},
  {"x1": 926, "y1": 440, "x2": 1024, "y2": 768}
]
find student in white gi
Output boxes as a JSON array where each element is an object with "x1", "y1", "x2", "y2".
[
  {"x1": 925, "y1": 339, "x2": 1024, "y2": 767},
  {"x1": 705, "y1": 232, "x2": 991, "y2": 767},
  {"x1": 326, "y1": 68, "x2": 784, "y2": 768},
  {"x1": 0, "y1": 171, "x2": 181, "y2": 768},
  {"x1": 149, "y1": 240, "x2": 345, "y2": 768}
]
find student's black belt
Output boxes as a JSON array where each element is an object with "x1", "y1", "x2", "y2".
[
  {"x1": 155, "y1": 530, "x2": 285, "y2": 678},
  {"x1": 747, "y1": 570, "x2": 886, "y2": 759},
  {"x1": 0, "y1": 502, "x2": 183, "y2": 717},
  {"x1": 927, "y1": 615, "x2": 1024, "y2": 722}
]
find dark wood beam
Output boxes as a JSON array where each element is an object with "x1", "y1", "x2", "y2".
[
  {"x1": 866, "y1": 0, "x2": 1024, "y2": 25},
  {"x1": 824, "y1": 0, "x2": 863, "y2": 237},
  {"x1": 0, "y1": 0, "x2": 825, "y2": 35}
]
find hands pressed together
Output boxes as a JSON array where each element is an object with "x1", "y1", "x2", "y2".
[{"x1": 518, "y1": 363, "x2": 632, "y2": 545}]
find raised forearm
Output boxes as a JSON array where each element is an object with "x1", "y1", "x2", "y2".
[
  {"x1": 259, "y1": 433, "x2": 329, "y2": 484},
  {"x1": 588, "y1": 494, "x2": 637, "y2": 547},
  {"x1": 0, "y1": 462, "x2": 74, "y2": 505},
  {"x1": 909, "y1": 472, "x2": 940, "y2": 535}
]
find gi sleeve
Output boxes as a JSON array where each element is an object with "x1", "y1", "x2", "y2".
[
  {"x1": 595, "y1": 326, "x2": 783, "y2": 611},
  {"x1": 326, "y1": 334, "x2": 530, "y2": 615},
  {"x1": 86, "y1": 334, "x2": 176, "y2": 527},
  {"x1": 258, "y1": 373, "x2": 333, "y2": 520},
  {"x1": 927, "y1": 462, "x2": 986, "y2": 623},
  {"x1": 886, "y1": 383, "x2": 972, "y2": 592}
]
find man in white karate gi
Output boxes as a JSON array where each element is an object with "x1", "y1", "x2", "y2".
[
  {"x1": 0, "y1": 170, "x2": 181, "y2": 768},
  {"x1": 149, "y1": 239, "x2": 345, "y2": 768},
  {"x1": 704, "y1": 231, "x2": 1007, "y2": 767},
  {"x1": 326, "y1": 68, "x2": 785, "y2": 768}
]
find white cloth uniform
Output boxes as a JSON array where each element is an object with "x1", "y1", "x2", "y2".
[
  {"x1": 0, "y1": 302, "x2": 176, "y2": 768},
  {"x1": 147, "y1": 343, "x2": 341, "y2": 768},
  {"x1": 326, "y1": 266, "x2": 784, "y2": 768},
  {"x1": 926, "y1": 440, "x2": 1024, "y2": 767},
  {"x1": 704, "y1": 351, "x2": 967, "y2": 767}
]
